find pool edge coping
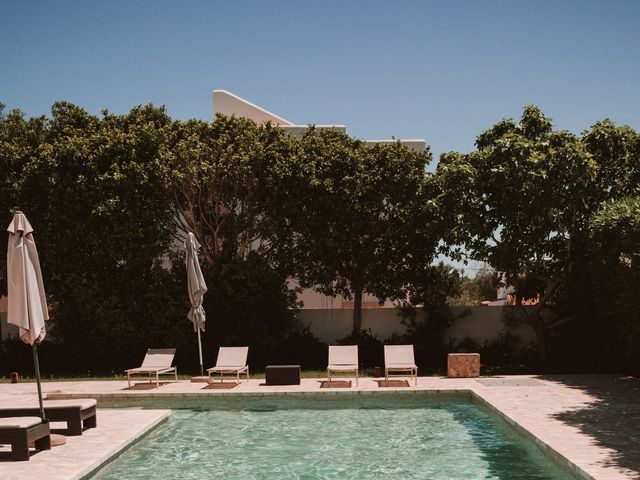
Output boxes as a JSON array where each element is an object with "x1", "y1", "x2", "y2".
[
  {"x1": 56, "y1": 388, "x2": 595, "y2": 480},
  {"x1": 74, "y1": 410, "x2": 170, "y2": 480},
  {"x1": 469, "y1": 390, "x2": 595, "y2": 480}
]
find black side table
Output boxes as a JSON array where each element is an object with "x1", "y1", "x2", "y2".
[{"x1": 265, "y1": 365, "x2": 301, "y2": 385}]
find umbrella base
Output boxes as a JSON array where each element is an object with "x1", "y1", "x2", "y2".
[
  {"x1": 51, "y1": 434, "x2": 67, "y2": 446},
  {"x1": 29, "y1": 433, "x2": 66, "y2": 448},
  {"x1": 190, "y1": 376, "x2": 209, "y2": 383}
]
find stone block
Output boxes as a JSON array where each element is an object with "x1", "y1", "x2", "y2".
[{"x1": 447, "y1": 353, "x2": 480, "y2": 378}]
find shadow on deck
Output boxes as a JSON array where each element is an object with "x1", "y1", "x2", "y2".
[{"x1": 539, "y1": 374, "x2": 640, "y2": 475}]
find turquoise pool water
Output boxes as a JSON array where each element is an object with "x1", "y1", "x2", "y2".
[{"x1": 92, "y1": 397, "x2": 573, "y2": 479}]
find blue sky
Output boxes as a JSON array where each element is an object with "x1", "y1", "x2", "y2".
[{"x1": 1, "y1": 0, "x2": 639, "y2": 167}]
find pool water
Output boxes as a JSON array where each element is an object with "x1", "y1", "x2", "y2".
[{"x1": 92, "y1": 398, "x2": 573, "y2": 479}]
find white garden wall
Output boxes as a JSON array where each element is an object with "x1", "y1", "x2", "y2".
[{"x1": 299, "y1": 306, "x2": 537, "y2": 347}]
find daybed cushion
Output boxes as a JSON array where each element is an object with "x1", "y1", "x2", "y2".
[
  {"x1": 0, "y1": 417, "x2": 42, "y2": 429},
  {"x1": 1, "y1": 399, "x2": 97, "y2": 411},
  {"x1": 44, "y1": 399, "x2": 97, "y2": 409}
]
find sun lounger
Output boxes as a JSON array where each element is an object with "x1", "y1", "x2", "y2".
[
  {"x1": 207, "y1": 347, "x2": 249, "y2": 383},
  {"x1": 0, "y1": 417, "x2": 50, "y2": 461},
  {"x1": 125, "y1": 348, "x2": 178, "y2": 388},
  {"x1": 384, "y1": 345, "x2": 418, "y2": 386},
  {"x1": 327, "y1": 345, "x2": 359, "y2": 386},
  {"x1": 0, "y1": 399, "x2": 97, "y2": 436}
]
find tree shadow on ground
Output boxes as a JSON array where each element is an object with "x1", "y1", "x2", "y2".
[{"x1": 538, "y1": 374, "x2": 640, "y2": 475}]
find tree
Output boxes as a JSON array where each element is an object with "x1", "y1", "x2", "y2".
[
  {"x1": 0, "y1": 103, "x2": 48, "y2": 297},
  {"x1": 591, "y1": 197, "x2": 640, "y2": 258},
  {"x1": 285, "y1": 129, "x2": 440, "y2": 334},
  {"x1": 400, "y1": 262, "x2": 463, "y2": 367},
  {"x1": 436, "y1": 106, "x2": 597, "y2": 361},
  {"x1": 582, "y1": 120, "x2": 640, "y2": 201},
  {"x1": 0, "y1": 102, "x2": 183, "y2": 370},
  {"x1": 590, "y1": 197, "x2": 640, "y2": 370},
  {"x1": 557, "y1": 120, "x2": 640, "y2": 372},
  {"x1": 168, "y1": 114, "x2": 300, "y2": 273},
  {"x1": 470, "y1": 266, "x2": 501, "y2": 302},
  {"x1": 168, "y1": 115, "x2": 303, "y2": 365},
  {"x1": 559, "y1": 197, "x2": 640, "y2": 373},
  {"x1": 449, "y1": 266, "x2": 500, "y2": 306}
]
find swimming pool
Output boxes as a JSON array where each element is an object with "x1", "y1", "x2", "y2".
[{"x1": 91, "y1": 397, "x2": 574, "y2": 479}]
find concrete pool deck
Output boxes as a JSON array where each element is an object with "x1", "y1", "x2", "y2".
[
  {"x1": 0, "y1": 408, "x2": 169, "y2": 480},
  {"x1": 0, "y1": 374, "x2": 637, "y2": 479}
]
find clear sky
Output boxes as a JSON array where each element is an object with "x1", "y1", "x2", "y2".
[{"x1": 2, "y1": 0, "x2": 639, "y2": 167}]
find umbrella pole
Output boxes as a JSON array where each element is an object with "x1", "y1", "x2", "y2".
[
  {"x1": 32, "y1": 344, "x2": 46, "y2": 422},
  {"x1": 197, "y1": 328, "x2": 204, "y2": 377}
]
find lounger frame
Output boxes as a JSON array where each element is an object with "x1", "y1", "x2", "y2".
[
  {"x1": 0, "y1": 403, "x2": 97, "y2": 436},
  {"x1": 0, "y1": 420, "x2": 50, "y2": 461},
  {"x1": 384, "y1": 365, "x2": 418, "y2": 386},
  {"x1": 208, "y1": 365, "x2": 249, "y2": 384},
  {"x1": 327, "y1": 345, "x2": 359, "y2": 386},
  {"x1": 125, "y1": 348, "x2": 178, "y2": 388},
  {"x1": 384, "y1": 345, "x2": 418, "y2": 386},
  {"x1": 207, "y1": 347, "x2": 249, "y2": 384}
]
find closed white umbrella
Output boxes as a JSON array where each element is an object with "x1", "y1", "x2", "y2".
[
  {"x1": 6, "y1": 211, "x2": 49, "y2": 421},
  {"x1": 185, "y1": 232, "x2": 207, "y2": 376}
]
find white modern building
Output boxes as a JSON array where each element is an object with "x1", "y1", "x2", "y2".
[
  {"x1": 213, "y1": 90, "x2": 426, "y2": 152},
  {"x1": 213, "y1": 90, "x2": 425, "y2": 310}
]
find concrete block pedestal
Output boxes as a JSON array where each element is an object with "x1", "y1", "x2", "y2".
[{"x1": 447, "y1": 353, "x2": 480, "y2": 378}]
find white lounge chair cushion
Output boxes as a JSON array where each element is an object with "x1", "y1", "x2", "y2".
[
  {"x1": 140, "y1": 349, "x2": 176, "y2": 368},
  {"x1": 43, "y1": 399, "x2": 97, "y2": 409},
  {"x1": 0, "y1": 416, "x2": 42, "y2": 429},
  {"x1": 384, "y1": 345, "x2": 416, "y2": 367},
  {"x1": 214, "y1": 347, "x2": 249, "y2": 368},
  {"x1": 328, "y1": 345, "x2": 358, "y2": 369}
]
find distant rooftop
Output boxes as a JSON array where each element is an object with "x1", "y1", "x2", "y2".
[{"x1": 212, "y1": 90, "x2": 426, "y2": 152}]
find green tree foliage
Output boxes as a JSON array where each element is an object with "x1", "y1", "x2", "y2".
[
  {"x1": 197, "y1": 253, "x2": 303, "y2": 369},
  {"x1": 590, "y1": 197, "x2": 640, "y2": 373},
  {"x1": 9, "y1": 96, "x2": 639, "y2": 375},
  {"x1": 553, "y1": 124, "x2": 640, "y2": 373},
  {"x1": 591, "y1": 197, "x2": 640, "y2": 259},
  {"x1": 284, "y1": 129, "x2": 441, "y2": 334},
  {"x1": 0, "y1": 104, "x2": 48, "y2": 296},
  {"x1": 436, "y1": 106, "x2": 597, "y2": 361},
  {"x1": 559, "y1": 122, "x2": 640, "y2": 373},
  {"x1": 437, "y1": 106, "x2": 640, "y2": 366},
  {"x1": 449, "y1": 266, "x2": 501, "y2": 306},
  {"x1": 582, "y1": 120, "x2": 640, "y2": 200},
  {"x1": 558, "y1": 197, "x2": 640, "y2": 373},
  {"x1": 393, "y1": 262, "x2": 463, "y2": 369},
  {"x1": 472, "y1": 267, "x2": 501, "y2": 302},
  {"x1": 0, "y1": 102, "x2": 184, "y2": 370},
  {"x1": 167, "y1": 115, "x2": 303, "y2": 365},
  {"x1": 168, "y1": 115, "x2": 300, "y2": 272}
]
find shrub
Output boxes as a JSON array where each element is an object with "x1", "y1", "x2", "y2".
[{"x1": 337, "y1": 329, "x2": 384, "y2": 369}]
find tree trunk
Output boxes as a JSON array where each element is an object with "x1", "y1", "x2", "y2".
[
  {"x1": 519, "y1": 304, "x2": 550, "y2": 366},
  {"x1": 531, "y1": 315, "x2": 550, "y2": 366},
  {"x1": 514, "y1": 276, "x2": 567, "y2": 368},
  {"x1": 352, "y1": 288, "x2": 363, "y2": 335}
]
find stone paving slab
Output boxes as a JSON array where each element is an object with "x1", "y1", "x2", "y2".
[
  {"x1": 0, "y1": 408, "x2": 169, "y2": 480},
  {"x1": 476, "y1": 378, "x2": 545, "y2": 387},
  {"x1": 0, "y1": 374, "x2": 638, "y2": 479}
]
